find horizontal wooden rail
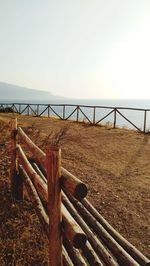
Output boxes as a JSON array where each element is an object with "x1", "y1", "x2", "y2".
[
  {"x1": 66, "y1": 192, "x2": 140, "y2": 266},
  {"x1": 60, "y1": 168, "x2": 88, "y2": 199},
  {"x1": 62, "y1": 204, "x2": 87, "y2": 248},
  {"x1": 81, "y1": 198, "x2": 150, "y2": 266},
  {"x1": 30, "y1": 158, "x2": 150, "y2": 266},
  {"x1": 62, "y1": 246, "x2": 74, "y2": 266},
  {"x1": 29, "y1": 159, "x2": 105, "y2": 265},
  {"x1": 62, "y1": 192, "x2": 119, "y2": 265},
  {"x1": 17, "y1": 126, "x2": 88, "y2": 199},
  {"x1": 17, "y1": 144, "x2": 47, "y2": 202},
  {"x1": 81, "y1": 241, "x2": 104, "y2": 266},
  {"x1": 17, "y1": 144, "x2": 87, "y2": 250},
  {"x1": 63, "y1": 236, "x2": 87, "y2": 265},
  {"x1": 18, "y1": 127, "x2": 45, "y2": 164},
  {"x1": 18, "y1": 165, "x2": 49, "y2": 235}
]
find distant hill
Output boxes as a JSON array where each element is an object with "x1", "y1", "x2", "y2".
[{"x1": 0, "y1": 82, "x2": 62, "y2": 102}]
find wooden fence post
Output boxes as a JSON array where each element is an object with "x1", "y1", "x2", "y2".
[
  {"x1": 63, "y1": 105, "x2": 66, "y2": 120},
  {"x1": 19, "y1": 104, "x2": 21, "y2": 114},
  {"x1": 93, "y1": 107, "x2": 96, "y2": 124},
  {"x1": 37, "y1": 104, "x2": 39, "y2": 116},
  {"x1": 10, "y1": 118, "x2": 17, "y2": 197},
  {"x1": 143, "y1": 110, "x2": 147, "y2": 133},
  {"x1": 46, "y1": 147, "x2": 62, "y2": 266},
  {"x1": 11, "y1": 118, "x2": 23, "y2": 200},
  {"x1": 114, "y1": 108, "x2": 117, "y2": 129},
  {"x1": 48, "y1": 105, "x2": 50, "y2": 117},
  {"x1": 76, "y1": 106, "x2": 79, "y2": 122}
]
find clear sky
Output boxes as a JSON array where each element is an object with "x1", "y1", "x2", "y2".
[{"x1": 0, "y1": 0, "x2": 150, "y2": 99}]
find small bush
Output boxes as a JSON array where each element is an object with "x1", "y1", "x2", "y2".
[
  {"x1": 5, "y1": 107, "x2": 14, "y2": 113},
  {"x1": 0, "y1": 106, "x2": 14, "y2": 113}
]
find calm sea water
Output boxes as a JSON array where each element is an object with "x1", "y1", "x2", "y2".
[{"x1": 1, "y1": 99, "x2": 150, "y2": 131}]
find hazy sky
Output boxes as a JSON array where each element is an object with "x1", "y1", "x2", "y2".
[{"x1": 0, "y1": 0, "x2": 150, "y2": 99}]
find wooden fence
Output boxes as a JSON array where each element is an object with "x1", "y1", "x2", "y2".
[
  {"x1": 10, "y1": 118, "x2": 150, "y2": 265},
  {"x1": 2, "y1": 102, "x2": 150, "y2": 133}
]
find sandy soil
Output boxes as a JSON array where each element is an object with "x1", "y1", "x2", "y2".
[{"x1": 0, "y1": 113, "x2": 149, "y2": 264}]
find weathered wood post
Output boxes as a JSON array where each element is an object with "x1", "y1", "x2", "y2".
[
  {"x1": 46, "y1": 147, "x2": 62, "y2": 266},
  {"x1": 27, "y1": 104, "x2": 30, "y2": 116},
  {"x1": 114, "y1": 108, "x2": 117, "y2": 129},
  {"x1": 144, "y1": 110, "x2": 147, "y2": 133},
  {"x1": 37, "y1": 104, "x2": 39, "y2": 116},
  {"x1": 93, "y1": 107, "x2": 96, "y2": 124},
  {"x1": 19, "y1": 104, "x2": 21, "y2": 114},
  {"x1": 10, "y1": 118, "x2": 17, "y2": 197},
  {"x1": 48, "y1": 105, "x2": 50, "y2": 117},
  {"x1": 76, "y1": 106, "x2": 79, "y2": 122},
  {"x1": 10, "y1": 118, "x2": 23, "y2": 200},
  {"x1": 63, "y1": 105, "x2": 66, "y2": 120}
]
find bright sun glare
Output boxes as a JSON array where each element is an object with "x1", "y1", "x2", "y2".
[{"x1": 105, "y1": 18, "x2": 150, "y2": 99}]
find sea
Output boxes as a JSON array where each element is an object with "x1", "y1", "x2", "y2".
[{"x1": 1, "y1": 99, "x2": 150, "y2": 132}]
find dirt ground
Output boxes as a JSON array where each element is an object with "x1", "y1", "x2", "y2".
[{"x1": 0, "y1": 113, "x2": 149, "y2": 264}]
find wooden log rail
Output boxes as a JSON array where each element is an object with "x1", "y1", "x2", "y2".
[
  {"x1": 1, "y1": 102, "x2": 150, "y2": 133},
  {"x1": 17, "y1": 126, "x2": 88, "y2": 199},
  {"x1": 10, "y1": 118, "x2": 150, "y2": 266}
]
